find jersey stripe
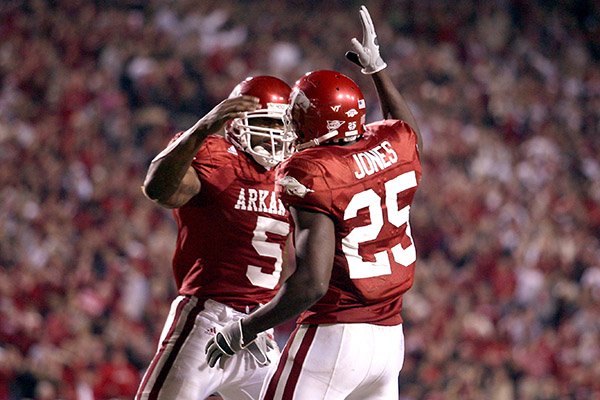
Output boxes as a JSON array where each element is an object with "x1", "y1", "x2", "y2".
[
  {"x1": 135, "y1": 296, "x2": 204, "y2": 399},
  {"x1": 263, "y1": 324, "x2": 318, "y2": 399},
  {"x1": 282, "y1": 325, "x2": 317, "y2": 399},
  {"x1": 263, "y1": 325, "x2": 298, "y2": 399}
]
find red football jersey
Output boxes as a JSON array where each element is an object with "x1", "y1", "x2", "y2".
[
  {"x1": 172, "y1": 135, "x2": 290, "y2": 312},
  {"x1": 277, "y1": 120, "x2": 422, "y2": 325}
]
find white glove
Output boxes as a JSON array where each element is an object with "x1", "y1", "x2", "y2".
[
  {"x1": 205, "y1": 319, "x2": 248, "y2": 368},
  {"x1": 245, "y1": 331, "x2": 277, "y2": 366},
  {"x1": 346, "y1": 5, "x2": 387, "y2": 74},
  {"x1": 205, "y1": 319, "x2": 274, "y2": 368}
]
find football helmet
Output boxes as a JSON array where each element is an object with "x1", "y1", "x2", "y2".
[
  {"x1": 286, "y1": 70, "x2": 366, "y2": 150},
  {"x1": 226, "y1": 76, "x2": 295, "y2": 168}
]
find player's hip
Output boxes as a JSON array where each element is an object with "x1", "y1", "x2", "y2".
[{"x1": 262, "y1": 323, "x2": 404, "y2": 399}]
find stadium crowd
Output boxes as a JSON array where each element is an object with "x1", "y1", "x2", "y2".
[{"x1": 0, "y1": 0, "x2": 599, "y2": 399}]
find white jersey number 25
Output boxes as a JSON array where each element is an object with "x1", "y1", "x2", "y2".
[{"x1": 342, "y1": 170, "x2": 417, "y2": 279}]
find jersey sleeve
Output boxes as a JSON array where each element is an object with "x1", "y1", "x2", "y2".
[
  {"x1": 365, "y1": 119, "x2": 417, "y2": 145},
  {"x1": 276, "y1": 157, "x2": 332, "y2": 215},
  {"x1": 190, "y1": 136, "x2": 237, "y2": 196}
]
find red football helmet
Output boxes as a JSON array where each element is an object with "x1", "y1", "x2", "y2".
[
  {"x1": 286, "y1": 70, "x2": 366, "y2": 150},
  {"x1": 226, "y1": 76, "x2": 295, "y2": 168}
]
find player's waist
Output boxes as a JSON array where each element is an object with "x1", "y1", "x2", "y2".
[
  {"x1": 185, "y1": 296, "x2": 261, "y2": 319},
  {"x1": 178, "y1": 277, "x2": 278, "y2": 311},
  {"x1": 298, "y1": 305, "x2": 403, "y2": 326}
]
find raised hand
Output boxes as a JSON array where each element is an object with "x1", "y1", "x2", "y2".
[{"x1": 345, "y1": 5, "x2": 387, "y2": 74}]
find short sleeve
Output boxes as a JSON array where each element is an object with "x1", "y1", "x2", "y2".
[
  {"x1": 276, "y1": 157, "x2": 332, "y2": 215},
  {"x1": 190, "y1": 136, "x2": 238, "y2": 198}
]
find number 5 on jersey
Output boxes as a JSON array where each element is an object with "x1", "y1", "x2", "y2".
[{"x1": 246, "y1": 216, "x2": 290, "y2": 289}]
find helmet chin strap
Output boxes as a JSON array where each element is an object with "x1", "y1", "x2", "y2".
[{"x1": 296, "y1": 131, "x2": 339, "y2": 151}]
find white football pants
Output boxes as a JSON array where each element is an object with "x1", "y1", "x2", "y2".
[
  {"x1": 260, "y1": 323, "x2": 404, "y2": 400},
  {"x1": 136, "y1": 296, "x2": 279, "y2": 400}
]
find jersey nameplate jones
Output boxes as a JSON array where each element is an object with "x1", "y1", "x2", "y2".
[{"x1": 352, "y1": 140, "x2": 399, "y2": 179}]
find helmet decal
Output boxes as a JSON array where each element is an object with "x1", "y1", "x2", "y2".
[
  {"x1": 290, "y1": 89, "x2": 311, "y2": 112},
  {"x1": 327, "y1": 120, "x2": 345, "y2": 131}
]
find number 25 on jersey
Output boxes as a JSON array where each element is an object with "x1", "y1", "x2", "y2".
[{"x1": 342, "y1": 170, "x2": 417, "y2": 279}]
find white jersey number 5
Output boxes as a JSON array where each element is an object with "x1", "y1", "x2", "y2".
[
  {"x1": 246, "y1": 216, "x2": 290, "y2": 289},
  {"x1": 342, "y1": 171, "x2": 417, "y2": 279}
]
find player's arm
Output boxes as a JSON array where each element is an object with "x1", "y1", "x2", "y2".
[
  {"x1": 143, "y1": 96, "x2": 260, "y2": 208},
  {"x1": 346, "y1": 5, "x2": 423, "y2": 152},
  {"x1": 205, "y1": 207, "x2": 335, "y2": 367},
  {"x1": 242, "y1": 207, "x2": 334, "y2": 333},
  {"x1": 371, "y1": 71, "x2": 422, "y2": 151},
  {"x1": 279, "y1": 234, "x2": 297, "y2": 284}
]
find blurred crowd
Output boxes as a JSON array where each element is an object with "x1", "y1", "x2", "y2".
[{"x1": 0, "y1": 0, "x2": 599, "y2": 399}]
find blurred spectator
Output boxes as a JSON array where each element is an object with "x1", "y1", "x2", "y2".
[
  {"x1": 0, "y1": 0, "x2": 599, "y2": 399},
  {"x1": 93, "y1": 347, "x2": 138, "y2": 399}
]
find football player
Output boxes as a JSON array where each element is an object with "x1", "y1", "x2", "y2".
[
  {"x1": 204, "y1": 6, "x2": 423, "y2": 399},
  {"x1": 137, "y1": 76, "x2": 295, "y2": 400}
]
